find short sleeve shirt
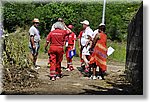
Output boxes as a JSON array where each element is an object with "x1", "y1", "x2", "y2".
[
  {"x1": 80, "y1": 27, "x2": 93, "y2": 46},
  {"x1": 66, "y1": 32, "x2": 76, "y2": 45},
  {"x1": 29, "y1": 25, "x2": 40, "y2": 42}
]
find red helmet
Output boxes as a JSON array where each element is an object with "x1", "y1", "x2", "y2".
[{"x1": 68, "y1": 25, "x2": 74, "y2": 29}]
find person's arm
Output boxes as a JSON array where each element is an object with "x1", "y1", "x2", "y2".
[
  {"x1": 72, "y1": 34, "x2": 76, "y2": 50},
  {"x1": 45, "y1": 33, "x2": 51, "y2": 53},
  {"x1": 78, "y1": 32, "x2": 82, "y2": 49},
  {"x1": 93, "y1": 33, "x2": 100, "y2": 47},
  {"x1": 73, "y1": 40, "x2": 76, "y2": 50},
  {"x1": 30, "y1": 35, "x2": 36, "y2": 49},
  {"x1": 62, "y1": 22, "x2": 72, "y2": 34},
  {"x1": 89, "y1": 40, "x2": 92, "y2": 48},
  {"x1": 29, "y1": 27, "x2": 36, "y2": 49},
  {"x1": 85, "y1": 35, "x2": 92, "y2": 47}
]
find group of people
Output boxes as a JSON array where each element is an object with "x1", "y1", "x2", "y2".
[{"x1": 29, "y1": 18, "x2": 107, "y2": 81}]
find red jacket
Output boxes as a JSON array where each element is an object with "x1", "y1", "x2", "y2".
[{"x1": 46, "y1": 28, "x2": 70, "y2": 46}]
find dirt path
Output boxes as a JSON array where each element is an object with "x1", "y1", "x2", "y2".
[
  {"x1": 3, "y1": 57, "x2": 133, "y2": 95},
  {"x1": 17, "y1": 58, "x2": 131, "y2": 95}
]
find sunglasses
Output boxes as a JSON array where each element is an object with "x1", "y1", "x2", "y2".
[{"x1": 35, "y1": 22, "x2": 39, "y2": 24}]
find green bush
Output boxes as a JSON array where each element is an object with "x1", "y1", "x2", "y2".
[
  {"x1": 2, "y1": 29, "x2": 32, "y2": 68},
  {"x1": 3, "y1": 1, "x2": 141, "y2": 41},
  {"x1": 107, "y1": 40, "x2": 126, "y2": 62}
]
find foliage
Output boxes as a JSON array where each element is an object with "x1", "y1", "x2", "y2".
[
  {"x1": 3, "y1": 1, "x2": 141, "y2": 41},
  {"x1": 107, "y1": 40, "x2": 126, "y2": 62},
  {"x1": 2, "y1": 28, "x2": 40, "y2": 89},
  {"x1": 2, "y1": 29, "x2": 32, "y2": 68}
]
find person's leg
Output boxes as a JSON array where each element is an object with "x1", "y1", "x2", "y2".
[
  {"x1": 32, "y1": 54, "x2": 37, "y2": 66},
  {"x1": 50, "y1": 53, "x2": 57, "y2": 80},
  {"x1": 82, "y1": 55, "x2": 90, "y2": 73},
  {"x1": 29, "y1": 42, "x2": 39, "y2": 68},
  {"x1": 66, "y1": 59, "x2": 69, "y2": 68},
  {"x1": 33, "y1": 43, "x2": 40, "y2": 66},
  {"x1": 29, "y1": 43, "x2": 35, "y2": 65},
  {"x1": 66, "y1": 57, "x2": 72, "y2": 71},
  {"x1": 90, "y1": 63, "x2": 97, "y2": 80},
  {"x1": 66, "y1": 47, "x2": 69, "y2": 68},
  {"x1": 56, "y1": 48, "x2": 64, "y2": 78},
  {"x1": 82, "y1": 55, "x2": 89, "y2": 67},
  {"x1": 99, "y1": 67, "x2": 105, "y2": 80},
  {"x1": 93, "y1": 68, "x2": 96, "y2": 76},
  {"x1": 80, "y1": 46, "x2": 85, "y2": 68},
  {"x1": 47, "y1": 53, "x2": 51, "y2": 68},
  {"x1": 68, "y1": 58, "x2": 74, "y2": 71}
]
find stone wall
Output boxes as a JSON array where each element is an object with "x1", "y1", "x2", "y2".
[{"x1": 125, "y1": 3, "x2": 143, "y2": 94}]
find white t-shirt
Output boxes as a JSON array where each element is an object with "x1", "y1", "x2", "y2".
[
  {"x1": 80, "y1": 27, "x2": 93, "y2": 46},
  {"x1": 29, "y1": 25, "x2": 40, "y2": 42},
  {"x1": 92, "y1": 29, "x2": 99, "y2": 39}
]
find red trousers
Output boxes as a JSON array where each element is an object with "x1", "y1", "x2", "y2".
[{"x1": 49, "y1": 46, "x2": 64, "y2": 77}]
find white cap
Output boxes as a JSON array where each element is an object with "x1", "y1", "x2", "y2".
[
  {"x1": 99, "y1": 23, "x2": 105, "y2": 26},
  {"x1": 32, "y1": 18, "x2": 40, "y2": 23},
  {"x1": 80, "y1": 20, "x2": 89, "y2": 25}
]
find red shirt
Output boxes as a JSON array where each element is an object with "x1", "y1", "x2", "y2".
[
  {"x1": 65, "y1": 32, "x2": 76, "y2": 45},
  {"x1": 78, "y1": 31, "x2": 83, "y2": 39},
  {"x1": 46, "y1": 29, "x2": 69, "y2": 46}
]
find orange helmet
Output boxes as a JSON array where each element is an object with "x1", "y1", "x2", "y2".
[{"x1": 68, "y1": 25, "x2": 74, "y2": 29}]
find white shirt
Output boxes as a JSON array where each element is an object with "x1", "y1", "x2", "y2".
[
  {"x1": 92, "y1": 29, "x2": 99, "y2": 39},
  {"x1": 81, "y1": 27, "x2": 93, "y2": 46},
  {"x1": 29, "y1": 25, "x2": 40, "y2": 42}
]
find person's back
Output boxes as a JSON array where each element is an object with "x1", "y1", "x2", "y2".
[
  {"x1": 47, "y1": 28, "x2": 68, "y2": 46},
  {"x1": 97, "y1": 32, "x2": 107, "y2": 47},
  {"x1": 45, "y1": 22, "x2": 72, "y2": 81}
]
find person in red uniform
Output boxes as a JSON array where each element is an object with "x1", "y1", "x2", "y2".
[
  {"x1": 65, "y1": 25, "x2": 76, "y2": 71},
  {"x1": 45, "y1": 22, "x2": 71, "y2": 81}
]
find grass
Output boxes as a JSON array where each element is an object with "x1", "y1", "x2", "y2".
[
  {"x1": 107, "y1": 40, "x2": 126, "y2": 63},
  {"x1": 75, "y1": 39, "x2": 126, "y2": 63},
  {"x1": 10, "y1": 28, "x2": 126, "y2": 63}
]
